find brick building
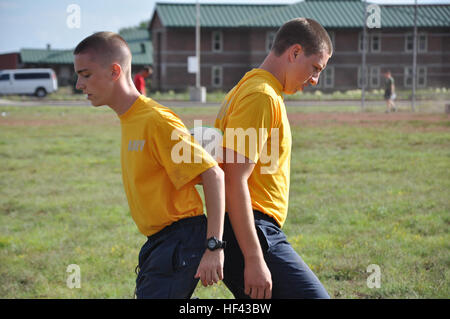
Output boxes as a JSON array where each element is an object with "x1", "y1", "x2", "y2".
[
  {"x1": 0, "y1": 53, "x2": 21, "y2": 70},
  {"x1": 149, "y1": 0, "x2": 450, "y2": 92}
]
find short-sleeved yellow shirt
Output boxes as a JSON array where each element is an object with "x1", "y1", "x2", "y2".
[
  {"x1": 120, "y1": 95, "x2": 217, "y2": 236},
  {"x1": 215, "y1": 69, "x2": 291, "y2": 227}
]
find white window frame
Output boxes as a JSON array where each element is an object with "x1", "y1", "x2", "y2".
[
  {"x1": 418, "y1": 33, "x2": 428, "y2": 52},
  {"x1": 405, "y1": 33, "x2": 428, "y2": 53},
  {"x1": 370, "y1": 33, "x2": 381, "y2": 53},
  {"x1": 211, "y1": 65, "x2": 223, "y2": 88},
  {"x1": 404, "y1": 66, "x2": 413, "y2": 87},
  {"x1": 323, "y1": 66, "x2": 335, "y2": 89},
  {"x1": 417, "y1": 66, "x2": 427, "y2": 87},
  {"x1": 359, "y1": 66, "x2": 380, "y2": 88},
  {"x1": 359, "y1": 32, "x2": 381, "y2": 53},
  {"x1": 358, "y1": 66, "x2": 368, "y2": 88},
  {"x1": 266, "y1": 31, "x2": 277, "y2": 53},
  {"x1": 370, "y1": 66, "x2": 380, "y2": 88},
  {"x1": 358, "y1": 32, "x2": 368, "y2": 53},
  {"x1": 404, "y1": 66, "x2": 427, "y2": 88},
  {"x1": 212, "y1": 30, "x2": 223, "y2": 52}
]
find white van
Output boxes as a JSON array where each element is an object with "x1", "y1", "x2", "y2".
[{"x1": 0, "y1": 68, "x2": 58, "y2": 97}]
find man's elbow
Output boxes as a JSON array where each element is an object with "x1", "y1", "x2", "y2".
[{"x1": 202, "y1": 165, "x2": 224, "y2": 183}]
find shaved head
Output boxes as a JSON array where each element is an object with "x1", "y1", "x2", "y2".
[
  {"x1": 74, "y1": 31, "x2": 132, "y2": 77},
  {"x1": 272, "y1": 18, "x2": 333, "y2": 57}
]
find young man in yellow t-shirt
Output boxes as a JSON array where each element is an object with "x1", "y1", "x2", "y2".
[
  {"x1": 215, "y1": 18, "x2": 332, "y2": 299},
  {"x1": 73, "y1": 32, "x2": 225, "y2": 298}
]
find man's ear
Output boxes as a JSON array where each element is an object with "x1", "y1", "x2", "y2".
[
  {"x1": 289, "y1": 44, "x2": 303, "y2": 62},
  {"x1": 111, "y1": 63, "x2": 122, "y2": 81}
]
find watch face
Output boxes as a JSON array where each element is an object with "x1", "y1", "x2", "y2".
[{"x1": 207, "y1": 239, "x2": 216, "y2": 249}]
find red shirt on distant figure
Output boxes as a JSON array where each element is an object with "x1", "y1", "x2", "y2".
[
  {"x1": 133, "y1": 66, "x2": 152, "y2": 96},
  {"x1": 134, "y1": 73, "x2": 146, "y2": 95}
]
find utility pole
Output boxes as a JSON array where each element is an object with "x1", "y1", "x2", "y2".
[
  {"x1": 195, "y1": 0, "x2": 200, "y2": 89},
  {"x1": 361, "y1": 0, "x2": 367, "y2": 111},
  {"x1": 189, "y1": 0, "x2": 206, "y2": 102},
  {"x1": 412, "y1": 0, "x2": 418, "y2": 112}
]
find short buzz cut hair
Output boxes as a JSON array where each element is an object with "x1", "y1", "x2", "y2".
[
  {"x1": 271, "y1": 18, "x2": 333, "y2": 57},
  {"x1": 74, "y1": 31, "x2": 132, "y2": 75}
]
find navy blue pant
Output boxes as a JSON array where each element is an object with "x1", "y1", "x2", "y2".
[
  {"x1": 223, "y1": 211, "x2": 330, "y2": 299},
  {"x1": 135, "y1": 215, "x2": 206, "y2": 299}
]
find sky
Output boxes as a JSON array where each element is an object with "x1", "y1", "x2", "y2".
[{"x1": 0, "y1": 0, "x2": 449, "y2": 54}]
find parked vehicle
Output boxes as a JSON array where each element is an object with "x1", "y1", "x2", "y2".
[{"x1": 0, "y1": 68, "x2": 58, "y2": 97}]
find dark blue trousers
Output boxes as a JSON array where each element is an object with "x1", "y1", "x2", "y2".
[
  {"x1": 223, "y1": 211, "x2": 330, "y2": 299},
  {"x1": 135, "y1": 215, "x2": 206, "y2": 299}
]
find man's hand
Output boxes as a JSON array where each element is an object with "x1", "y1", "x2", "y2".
[
  {"x1": 194, "y1": 249, "x2": 224, "y2": 287},
  {"x1": 244, "y1": 256, "x2": 272, "y2": 299}
]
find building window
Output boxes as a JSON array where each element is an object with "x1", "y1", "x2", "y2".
[
  {"x1": 359, "y1": 32, "x2": 369, "y2": 52},
  {"x1": 370, "y1": 33, "x2": 381, "y2": 52},
  {"x1": 322, "y1": 66, "x2": 334, "y2": 88},
  {"x1": 358, "y1": 66, "x2": 368, "y2": 88},
  {"x1": 370, "y1": 66, "x2": 380, "y2": 88},
  {"x1": 212, "y1": 66, "x2": 223, "y2": 87},
  {"x1": 266, "y1": 31, "x2": 277, "y2": 53},
  {"x1": 418, "y1": 33, "x2": 428, "y2": 52},
  {"x1": 405, "y1": 34, "x2": 413, "y2": 52},
  {"x1": 140, "y1": 43, "x2": 146, "y2": 53},
  {"x1": 404, "y1": 66, "x2": 427, "y2": 88},
  {"x1": 212, "y1": 31, "x2": 223, "y2": 52},
  {"x1": 359, "y1": 32, "x2": 381, "y2": 53},
  {"x1": 405, "y1": 33, "x2": 428, "y2": 53},
  {"x1": 358, "y1": 66, "x2": 380, "y2": 88}
]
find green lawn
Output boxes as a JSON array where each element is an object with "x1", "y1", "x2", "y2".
[{"x1": 0, "y1": 104, "x2": 448, "y2": 298}]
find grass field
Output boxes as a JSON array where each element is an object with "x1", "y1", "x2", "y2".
[{"x1": 0, "y1": 102, "x2": 449, "y2": 299}]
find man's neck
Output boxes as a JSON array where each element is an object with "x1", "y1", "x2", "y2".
[
  {"x1": 259, "y1": 53, "x2": 286, "y2": 90},
  {"x1": 108, "y1": 84, "x2": 141, "y2": 116}
]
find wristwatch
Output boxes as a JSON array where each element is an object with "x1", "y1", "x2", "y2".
[{"x1": 206, "y1": 237, "x2": 226, "y2": 251}]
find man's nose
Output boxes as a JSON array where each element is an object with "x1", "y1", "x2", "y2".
[
  {"x1": 309, "y1": 75, "x2": 319, "y2": 86},
  {"x1": 75, "y1": 77, "x2": 84, "y2": 90}
]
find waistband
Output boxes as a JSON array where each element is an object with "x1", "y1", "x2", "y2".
[
  {"x1": 147, "y1": 214, "x2": 206, "y2": 241},
  {"x1": 253, "y1": 210, "x2": 279, "y2": 227}
]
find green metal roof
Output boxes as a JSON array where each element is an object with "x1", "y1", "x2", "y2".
[
  {"x1": 380, "y1": 5, "x2": 450, "y2": 28},
  {"x1": 246, "y1": 1, "x2": 365, "y2": 28},
  {"x1": 154, "y1": 3, "x2": 287, "y2": 28},
  {"x1": 20, "y1": 28, "x2": 152, "y2": 66},
  {"x1": 20, "y1": 48, "x2": 73, "y2": 64},
  {"x1": 258, "y1": 1, "x2": 450, "y2": 28},
  {"x1": 120, "y1": 28, "x2": 152, "y2": 42},
  {"x1": 128, "y1": 41, "x2": 153, "y2": 65},
  {"x1": 153, "y1": 1, "x2": 450, "y2": 29},
  {"x1": 121, "y1": 28, "x2": 153, "y2": 65}
]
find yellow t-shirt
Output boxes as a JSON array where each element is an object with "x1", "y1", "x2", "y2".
[
  {"x1": 120, "y1": 95, "x2": 217, "y2": 236},
  {"x1": 215, "y1": 69, "x2": 291, "y2": 227}
]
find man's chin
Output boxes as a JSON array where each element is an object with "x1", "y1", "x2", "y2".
[
  {"x1": 283, "y1": 87, "x2": 303, "y2": 95},
  {"x1": 89, "y1": 99, "x2": 104, "y2": 107}
]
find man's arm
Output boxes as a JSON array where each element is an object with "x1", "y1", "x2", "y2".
[
  {"x1": 222, "y1": 148, "x2": 272, "y2": 299},
  {"x1": 194, "y1": 165, "x2": 225, "y2": 287}
]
